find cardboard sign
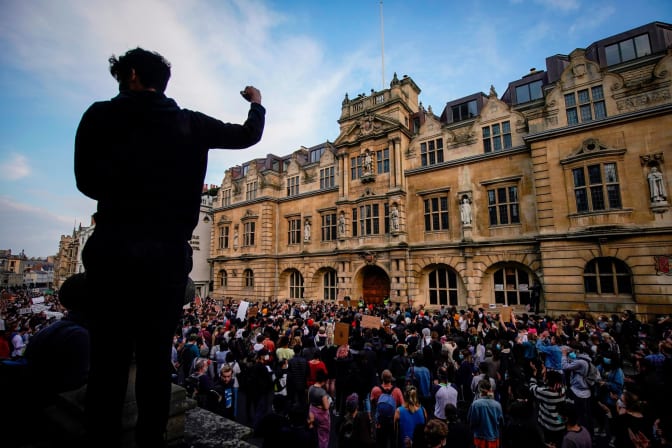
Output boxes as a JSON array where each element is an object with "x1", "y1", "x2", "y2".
[
  {"x1": 500, "y1": 306, "x2": 512, "y2": 322},
  {"x1": 360, "y1": 314, "x2": 382, "y2": 329},
  {"x1": 247, "y1": 306, "x2": 259, "y2": 319},
  {"x1": 334, "y1": 322, "x2": 349, "y2": 346}
]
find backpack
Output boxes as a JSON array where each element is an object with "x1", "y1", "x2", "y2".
[
  {"x1": 375, "y1": 387, "x2": 397, "y2": 425},
  {"x1": 339, "y1": 414, "x2": 354, "y2": 442},
  {"x1": 584, "y1": 360, "x2": 601, "y2": 387},
  {"x1": 183, "y1": 373, "x2": 200, "y2": 398},
  {"x1": 405, "y1": 364, "x2": 423, "y2": 396},
  {"x1": 245, "y1": 363, "x2": 274, "y2": 397}
]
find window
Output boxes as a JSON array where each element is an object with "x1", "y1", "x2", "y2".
[
  {"x1": 451, "y1": 100, "x2": 478, "y2": 122},
  {"x1": 288, "y1": 217, "x2": 301, "y2": 244},
  {"x1": 244, "y1": 269, "x2": 254, "y2": 288},
  {"x1": 565, "y1": 85, "x2": 606, "y2": 125},
  {"x1": 321, "y1": 213, "x2": 337, "y2": 241},
  {"x1": 428, "y1": 268, "x2": 458, "y2": 306},
  {"x1": 242, "y1": 164, "x2": 249, "y2": 176},
  {"x1": 493, "y1": 266, "x2": 531, "y2": 306},
  {"x1": 218, "y1": 226, "x2": 229, "y2": 249},
  {"x1": 483, "y1": 121, "x2": 512, "y2": 153},
  {"x1": 310, "y1": 147, "x2": 325, "y2": 163},
  {"x1": 605, "y1": 34, "x2": 651, "y2": 66},
  {"x1": 320, "y1": 167, "x2": 335, "y2": 189},
  {"x1": 222, "y1": 189, "x2": 231, "y2": 206},
  {"x1": 350, "y1": 155, "x2": 364, "y2": 180},
  {"x1": 219, "y1": 269, "x2": 227, "y2": 287},
  {"x1": 246, "y1": 181, "x2": 257, "y2": 200},
  {"x1": 289, "y1": 270, "x2": 304, "y2": 299},
  {"x1": 488, "y1": 186, "x2": 520, "y2": 225},
  {"x1": 424, "y1": 196, "x2": 449, "y2": 231},
  {"x1": 584, "y1": 257, "x2": 632, "y2": 295},
  {"x1": 323, "y1": 270, "x2": 337, "y2": 301},
  {"x1": 287, "y1": 176, "x2": 299, "y2": 196},
  {"x1": 515, "y1": 80, "x2": 543, "y2": 103},
  {"x1": 243, "y1": 222, "x2": 255, "y2": 246},
  {"x1": 376, "y1": 148, "x2": 390, "y2": 173},
  {"x1": 572, "y1": 162, "x2": 622, "y2": 213},
  {"x1": 354, "y1": 204, "x2": 380, "y2": 236},
  {"x1": 420, "y1": 138, "x2": 444, "y2": 166}
]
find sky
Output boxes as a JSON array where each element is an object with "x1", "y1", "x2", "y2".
[{"x1": 0, "y1": 0, "x2": 670, "y2": 258}]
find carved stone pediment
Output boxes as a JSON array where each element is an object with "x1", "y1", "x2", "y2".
[
  {"x1": 335, "y1": 113, "x2": 399, "y2": 145},
  {"x1": 561, "y1": 138, "x2": 626, "y2": 165}
]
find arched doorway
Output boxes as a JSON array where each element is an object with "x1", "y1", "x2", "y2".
[{"x1": 360, "y1": 265, "x2": 390, "y2": 305}]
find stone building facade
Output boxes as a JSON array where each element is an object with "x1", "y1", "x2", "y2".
[{"x1": 209, "y1": 21, "x2": 672, "y2": 319}]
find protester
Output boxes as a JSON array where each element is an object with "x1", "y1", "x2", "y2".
[
  {"x1": 74, "y1": 47, "x2": 265, "y2": 447},
  {"x1": 308, "y1": 369, "x2": 332, "y2": 448},
  {"x1": 395, "y1": 385, "x2": 428, "y2": 448},
  {"x1": 467, "y1": 379, "x2": 504, "y2": 448},
  {"x1": 556, "y1": 400, "x2": 592, "y2": 448},
  {"x1": 338, "y1": 392, "x2": 375, "y2": 448},
  {"x1": 371, "y1": 369, "x2": 404, "y2": 448}
]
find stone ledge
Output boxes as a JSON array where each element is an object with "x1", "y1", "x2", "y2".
[{"x1": 183, "y1": 407, "x2": 256, "y2": 448}]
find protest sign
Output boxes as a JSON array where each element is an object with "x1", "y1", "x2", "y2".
[
  {"x1": 236, "y1": 301, "x2": 249, "y2": 321},
  {"x1": 360, "y1": 314, "x2": 382, "y2": 329},
  {"x1": 334, "y1": 322, "x2": 349, "y2": 346}
]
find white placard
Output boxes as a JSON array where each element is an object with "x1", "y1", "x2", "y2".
[{"x1": 236, "y1": 300, "x2": 249, "y2": 322}]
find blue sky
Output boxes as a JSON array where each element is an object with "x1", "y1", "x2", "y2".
[{"x1": 0, "y1": 0, "x2": 670, "y2": 258}]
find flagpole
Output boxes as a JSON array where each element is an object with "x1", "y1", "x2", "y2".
[{"x1": 380, "y1": 0, "x2": 385, "y2": 89}]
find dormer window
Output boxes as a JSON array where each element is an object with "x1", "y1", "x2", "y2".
[
  {"x1": 310, "y1": 147, "x2": 324, "y2": 163},
  {"x1": 451, "y1": 100, "x2": 477, "y2": 122},
  {"x1": 605, "y1": 33, "x2": 651, "y2": 66},
  {"x1": 515, "y1": 80, "x2": 543, "y2": 104}
]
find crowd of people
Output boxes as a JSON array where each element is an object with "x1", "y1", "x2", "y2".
[
  {"x1": 2, "y1": 285, "x2": 672, "y2": 448},
  {"x1": 174, "y1": 296, "x2": 672, "y2": 448}
]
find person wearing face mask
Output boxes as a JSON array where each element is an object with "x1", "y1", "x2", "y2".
[
  {"x1": 613, "y1": 390, "x2": 650, "y2": 448},
  {"x1": 595, "y1": 352, "x2": 624, "y2": 438},
  {"x1": 562, "y1": 343, "x2": 595, "y2": 435},
  {"x1": 456, "y1": 349, "x2": 476, "y2": 403}
]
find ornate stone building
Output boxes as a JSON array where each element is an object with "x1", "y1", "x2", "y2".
[{"x1": 209, "y1": 21, "x2": 672, "y2": 318}]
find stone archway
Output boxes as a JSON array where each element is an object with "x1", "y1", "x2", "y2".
[{"x1": 360, "y1": 265, "x2": 390, "y2": 305}]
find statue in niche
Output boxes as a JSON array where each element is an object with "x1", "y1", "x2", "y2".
[
  {"x1": 363, "y1": 150, "x2": 374, "y2": 175},
  {"x1": 338, "y1": 212, "x2": 346, "y2": 236},
  {"x1": 460, "y1": 196, "x2": 472, "y2": 225},
  {"x1": 233, "y1": 228, "x2": 239, "y2": 249},
  {"x1": 648, "y1": 166, "x2": 668, "y2": 203},
  {"x1": 390, "y1": 204, "x2": 400, "y2": 231},
  {"x1": 304, "y1": 219, "x2": 311, "y2": 241}
]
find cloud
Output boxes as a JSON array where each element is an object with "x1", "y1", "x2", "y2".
[
  {"x1": 0, "y1": 153, "x2": 31, "y2": 180},
  {"x1": 0, "y1": 196, "x2": 77, "y2": 257},
  {"x1": 536, "y1": 0, "x2": 581, "y2": 12},
  {"x1": 567, "y1": 5, "x2": 617, "y2": 38}
]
